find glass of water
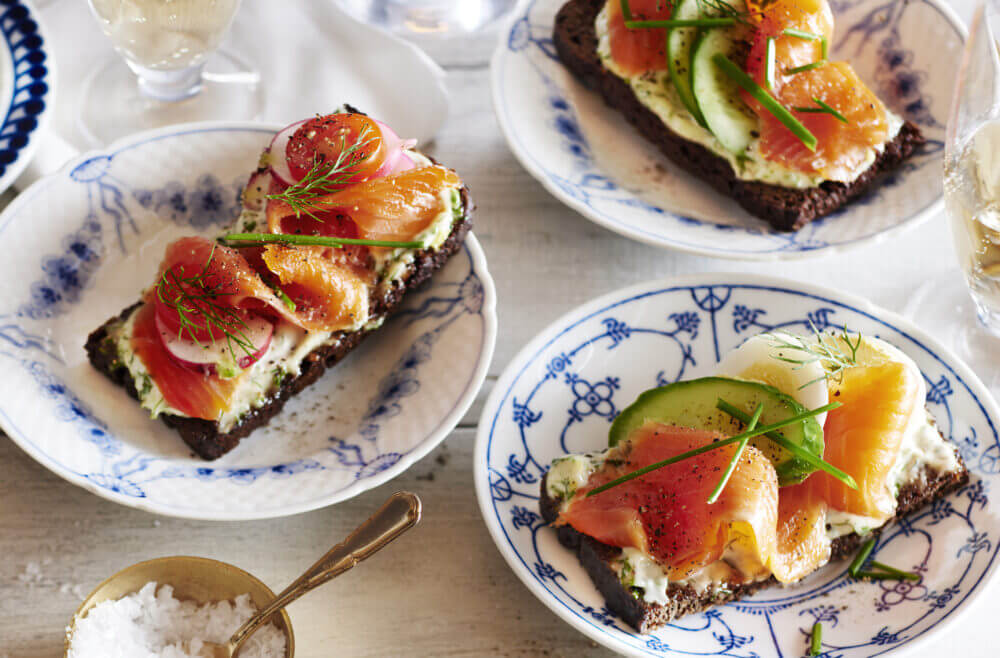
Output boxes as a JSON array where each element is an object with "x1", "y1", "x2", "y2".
[
  {"x1": 81, "y1": 0, "x2": 262, "y2": 145},
  {"x1": 908, "y1": 0, "x2": 1000, "y2": 389}
]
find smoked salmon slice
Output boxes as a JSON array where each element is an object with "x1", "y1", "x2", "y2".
[
  {"x1": 131, "y1": 294, "x2": 244, "y2": 421},
  {"x1": 561, "y1": 422, "x2": 779, "y2": 580},
  {"x1": 607, "y1": 0, "x2": 672, "y2": 77},
  {"x1": 744, "y1": 0, "x2": 889, "y2": 178},
  {"x1": 559, "y1": 420, "x2": 833, "y2": 583},
  {"x1": 157, "y1": 236, "x2": 299, "y2": 327},
  {"x1": 267, "y1": 165, "x2": 461, "y2": 244},
  {"x1": 798, "y1": 362, "x2": 920, "y2": 521},
  {"x1": 261, "y1": 245, "x2": 370, "y2": 332}
]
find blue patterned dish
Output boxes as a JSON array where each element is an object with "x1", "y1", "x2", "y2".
[
  {"x1": 475, "y1": 274, "x2": 1000, "y2": 657},
  {"x1": 0, "y1": 0, "x2": 52, "y2": 194},
  {"x1": 0, "y1": 122, "x2": 497, "y2": 520},
  {"x1": 492, "y1": 0, "x2": 964, "y2": 259}
]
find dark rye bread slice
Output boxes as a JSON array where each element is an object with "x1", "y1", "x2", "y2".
[
  {"x1": 539, "y1": 457, "x2": 969, "y2": 633},
  {"x1": 553, "y1": 0, "x2": 926, "y2": 231},
  {"x1": 85, "y1": 188, "x2": 473, "y2": 460}
]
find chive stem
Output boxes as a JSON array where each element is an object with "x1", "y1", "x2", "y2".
[
  {"x1": 869, "y1": 561, "x2": 920, "y2": 581},
  {"x1": 712, "y1": 53, "x2": 817, "y2": 151},
  {"x1": 716, "y1": 400, "x2": 858, "y2": 490},
  {"x1": 765, "y1": 37, "x2": 776, "y2": 91},
  {"x1": 621, "y1": 0, "x2": 633, "y2": 20},
  {"x1": 854, "y1": 570, "x2": 920, "y2": 582},
  {"x1": 783, "y1": 28, "x2": 822, "y2": 41},
  {"x1": 848, "y1": 537, "x2": 876, "y2": 577},
  {"x1": 707, "y1": 403, "x2": 764, "y2": 504},
  {"x1": 794, "y1": 97, "x2": 848, "y2": 124},
  {"x1": 625, "y1": 17, "x2": 736, "y2": 28},
  {"x1": 585, "y1": 401, "x2": 840, "y2": 498},
  {"x1": 786, "y1": 60, "x2": 827, "y2": 74},
  {"x1": 821, "y1": 36, "x2": 829, "y2": 59},
  {"x1": 219, "y1": 232, "x2": 427, "y2": 250},
  {"x1": 810, "y1": 622, "x2": 822, "y2": 656}
]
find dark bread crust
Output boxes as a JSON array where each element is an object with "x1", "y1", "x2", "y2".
[
  {"x1": 85, "y1": 188, "x2": 473, "y2": 460},
  {"x1": 540, "y1": 456, "x2": 969, "y2": 633},
  {"x1": 552, "y1": 0, "x2": 926, "y2": 230}
]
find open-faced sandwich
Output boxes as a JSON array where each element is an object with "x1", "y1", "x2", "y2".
[
  {"x1": 540, "y1": 329, "x2": 968, "y2": 633},
  {"x1": 85, "y1": 108, "x2": 473, "y2": 460},
  {"x1": 553, "y1": 0, "x2": 925, "y2": 230}
]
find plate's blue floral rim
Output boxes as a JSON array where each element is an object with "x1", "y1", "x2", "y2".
[
  {"x1": 0, "y1": 0, "x2": 53, "y2": 193},
  {"x1": 0, "y1": 121, "x2": 498, "y2": 520},
  {"x1": 474, "y1": 273, "x2": 1000, "y2": 657},
  {"x1": 490, "y1": 0, "x2": 965, "y2": 260}
]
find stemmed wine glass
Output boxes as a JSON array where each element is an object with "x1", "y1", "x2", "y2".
[
  {"x1": 81, "y1": 0, "x2": 263, "y2": 146},
  {"x1": 906, "y1": 0, "x2": 1000, "y2": 390}
]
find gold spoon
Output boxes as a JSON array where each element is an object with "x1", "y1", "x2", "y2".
[
  {"x1": 66, "y1": 491, "x2": 421, "y2": 658},
  {"x1": 199, "y1": 491, "x2": 422, "y2": 657}
]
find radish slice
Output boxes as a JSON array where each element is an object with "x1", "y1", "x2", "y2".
[
  {"x1": 156, "y1": 312, "x2": 274, "y2": 374},
  {"x1": 268, "y1": 119, "x2": 308, "y2": 186},
  {"x1": 242, "y1": 169, "x2": 272, "y2": 212}
]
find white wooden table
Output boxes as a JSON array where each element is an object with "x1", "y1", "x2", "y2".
[{"x1": 1, "y1": 1, "x2": 991, "y2": 656}]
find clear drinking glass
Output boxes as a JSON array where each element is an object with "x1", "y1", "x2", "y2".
[
  {"x1": 335, "y1": 0, "x2": 516, "y2": 38},
  {"x1": 907, "y1": 0, "x2": 1000, "y2": 389},
  {"x1": 81, "y1": 0, "x2": 263, "y2": 145}
]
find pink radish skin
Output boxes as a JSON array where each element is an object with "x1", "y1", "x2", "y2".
[
  {"x1": 268, "y1": 119, "x2": 308, "y2": 186},
  {"x1": 156, "y1": 312, "x2": 275, "y2": 374}
]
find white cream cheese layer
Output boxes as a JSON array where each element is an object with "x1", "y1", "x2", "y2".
[
  {"x1": 110, "y1": 151, "x2": 462, "y2": 432},
  {"x1": 594, "y1": 5, "x2": 903, "y2": 189}
]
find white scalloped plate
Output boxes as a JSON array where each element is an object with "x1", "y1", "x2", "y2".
[
  {"x1": 475, "y1": 273, "x2": 1000, "y2": 657},
  {"x1": 492, "y1": 0, "x2": 965, "y2": 259},
  {"x1": 0, "y1": 122, "x2": 496, "y2": 520}
]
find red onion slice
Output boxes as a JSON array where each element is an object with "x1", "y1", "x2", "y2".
[
  {"x1": 156, "y1": 312, "x2": 275, "y2": 374},
  {"x1": 268, "y1": 119, "x2": 308, "y2": 186},
  {"x1": 373, "y1": 119, "x2": 418, "y2": 178}
]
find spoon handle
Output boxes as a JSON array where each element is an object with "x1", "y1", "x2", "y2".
[{"x1": 228, "y1": 491, "x2": 422, "y2": 652}]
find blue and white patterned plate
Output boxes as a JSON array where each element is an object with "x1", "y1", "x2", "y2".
[
  {"x1": 0, "y1": 0, "x2": 52, "y2": 194},
  {"x1": 492, "y1": 0, "x2": 964, "y2": 260},
  {"x1": 0, "y1": 122, "x2": 497, "y2": 520},
  {"x1": 475, "y1": 274, "x2": 1000, "y2": 657}
]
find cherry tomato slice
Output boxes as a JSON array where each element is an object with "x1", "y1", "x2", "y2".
[{"x1": 285, "y1": 113, "x2": 387, "y2": 183}]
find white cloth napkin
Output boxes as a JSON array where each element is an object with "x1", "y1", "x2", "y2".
[{"x1": 18, "y1": 0, "x2": 448, "y2": 186}]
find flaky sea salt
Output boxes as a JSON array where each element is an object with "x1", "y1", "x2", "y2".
[{"x1": 67, "y1": 582, "x2": 287, "y2": 658}]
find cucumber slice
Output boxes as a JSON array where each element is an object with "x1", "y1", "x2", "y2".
[
  {"x1": 608, "y1": 377, "x2": 824, "y2": 485},
  {"x1": 666, "y1": 0, "x2": 706, "y2": 127},
  {"x1": 691, "y1": 26, "x2": 759, "y2": 154}
]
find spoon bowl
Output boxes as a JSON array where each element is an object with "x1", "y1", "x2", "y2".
[{"x1": 64, "y1": 556, "x2": 294, "y2": 657}]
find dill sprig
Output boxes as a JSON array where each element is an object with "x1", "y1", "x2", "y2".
[
  {"x1": 621, "y1": 0, "x2": 750, "y2": 26},
  {"x1": 155, "y1": 245, "x2": 256, "y2": 365},
  {"x1": 763, "y1": 322, "x2": 862, "y2": 388},
  {"x1": 267, "y1": 122, "x2": 378, "y2": 221}
]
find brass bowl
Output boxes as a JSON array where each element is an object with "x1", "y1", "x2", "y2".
[{"x1": 64, "y1": 556, "x2": 294, "y2": 657}]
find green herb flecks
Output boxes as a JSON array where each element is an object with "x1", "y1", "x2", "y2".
[
  {"x1": 717, "y1": 399, "x2": 857, "y2": 490},
  {"x1": 707, "y1": 402, "x2": 763, "y2": 504},
  {"x1": 794, "y1": 97, "x2": 849, "y2": 124},
  {"x1": 712, "y1": 53, "x2": 817, "y2": 151},
  {"x1": 219, "y1": 232, "x2": 427, "y2": 251},
  {"x1": 585, "y1": 401, "x2": 840, "y2": 498}
]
